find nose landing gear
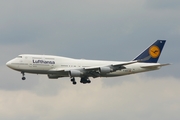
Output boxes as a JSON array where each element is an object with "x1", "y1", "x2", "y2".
[{"x1": 21, "y1": 72, "x2": 26, "y2": 80}]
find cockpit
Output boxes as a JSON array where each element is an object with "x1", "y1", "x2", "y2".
[{"x1": 17, "y1": 56, "x2": 22, "y2": 58}]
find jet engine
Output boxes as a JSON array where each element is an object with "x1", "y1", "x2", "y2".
[
  {"x1": 99, "y1": 67, "x2": 112, "y2": 74},
  {"x1": 69, "y1": 70, "x2": 82, "y2": 77}
]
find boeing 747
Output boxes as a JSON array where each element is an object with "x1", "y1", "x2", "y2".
[{"x1": 6, "y1": 40, "x2": 169, "y2": 85}]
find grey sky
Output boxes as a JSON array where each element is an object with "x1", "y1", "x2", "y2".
[{"x1": 0, "y1": 0, "x2": 180, "y2": 120}]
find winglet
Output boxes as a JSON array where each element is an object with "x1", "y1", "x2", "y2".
[{"x1": 133, "y1": 40, "x2": 166, "y2": 63}]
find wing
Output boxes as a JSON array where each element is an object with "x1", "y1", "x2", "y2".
[
  {"x1": 84, "y1": 61, "x2": 137, "y2": 77},
  {"x1": 49, "y1": 61, "x2": 137, "y2": 78},
  {"x1": 85, "y1": 61, "x2": 137, "y2": 71}
]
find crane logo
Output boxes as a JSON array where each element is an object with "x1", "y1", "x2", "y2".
[{"x1": 149, "y1": 46, "x2": 160, "y2": 58}]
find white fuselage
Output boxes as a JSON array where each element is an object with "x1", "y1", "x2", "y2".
[{"x1": 6, "y1": 54, "x2": 160, "y2": 78}]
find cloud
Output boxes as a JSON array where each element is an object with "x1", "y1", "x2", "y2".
[
  {"x1": 0, "y1": 0, "x2": 179, "y2": 61},
  {"x1": 0, "y1": 75, "x2": 179, "y2": 120},
  {"x1": 146, "y1": 0, "x2": 180, "y2": 9}
]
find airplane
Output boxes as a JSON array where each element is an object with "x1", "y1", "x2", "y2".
[{"x1": 6, "y1": 40, "x2": 170, "y2": 85}]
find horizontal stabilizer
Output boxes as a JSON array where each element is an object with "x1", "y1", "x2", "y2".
[{"x1": 141, "y1": 63, "x2": 170, "y2": 69}]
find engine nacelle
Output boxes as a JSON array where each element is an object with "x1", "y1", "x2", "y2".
[
  {"x1": 99, "y1": 67, "x2": 112, "y2": 74},
  {"x1": 48, "y1": 74, "x2": 60, "y2": 79},
  {"x1": 69, "y1": 70, "x2": 82, "y2": 77}
]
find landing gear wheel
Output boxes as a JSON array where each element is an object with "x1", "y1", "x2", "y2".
[
  {"x1": 71, "y1": 78, "x2": 75, "y2": 82},
  {"x1": 73, "y1": 81, "x2": 77, "y2": 85},
  {"x1": 22, "y1": 77, "x2": 26, "y2": 80}
]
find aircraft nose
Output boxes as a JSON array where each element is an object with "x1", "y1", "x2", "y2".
[{"x1": 6, "y1": 61, "x2": 12, "y2": 68}]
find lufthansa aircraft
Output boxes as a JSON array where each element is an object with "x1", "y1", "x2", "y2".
[{"x1": 6, "y1": 40, "x2": 169, "y2": 85}]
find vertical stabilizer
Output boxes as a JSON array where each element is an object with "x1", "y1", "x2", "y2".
[{"x1": 133, "y1": 40, "x2": 166, "y2": 63}]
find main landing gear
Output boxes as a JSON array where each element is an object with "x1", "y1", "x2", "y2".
[
  {"x1": 70, "y1": 77, "x2": 91, "y2": 85},
  {"x1": 21, "y1": 72, "x2": 26, "y2": 80},
  {"x1": 71, "y1": 77, "x2": 77, "y2": 85},
  {"x1": 80, "y1": 77, "x2": 91, "y2": 84}
]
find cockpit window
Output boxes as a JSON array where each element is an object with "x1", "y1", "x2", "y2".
[{"x1": 17, "y1": 56, "x2": 22, "y2": 58}]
